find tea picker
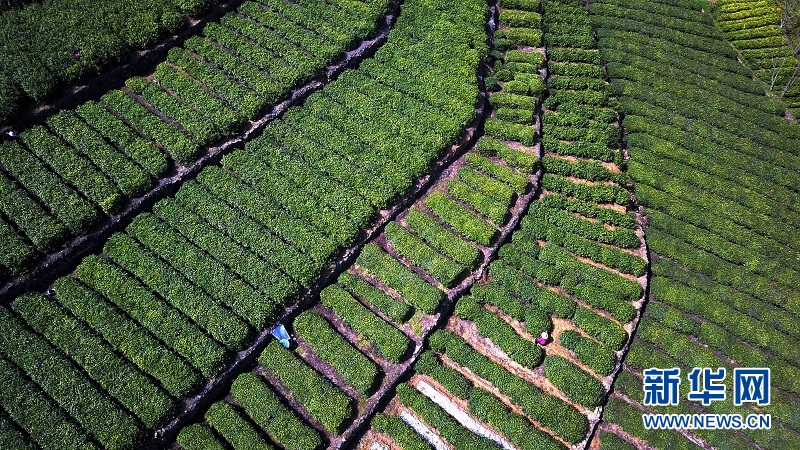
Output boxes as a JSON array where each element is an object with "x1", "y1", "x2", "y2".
[{"x1": 536, "y1": 331, "x2": 549, "y2": 346}]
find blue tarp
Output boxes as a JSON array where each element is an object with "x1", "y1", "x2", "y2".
[{"x1": 271, "y1": 324, "x2": 291, "y2": 348}]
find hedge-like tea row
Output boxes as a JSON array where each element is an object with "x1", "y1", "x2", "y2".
[
  {"x1": 320, "y1": 284, "x2": 412, "y2": 363},
  {"x1": 75, "y1": 101, "x2": 169, "y2": 178},
  {"x1": 414, "y1": 351, "x2": 564, "y2": 450},
  {"x1": 53, "y1": 276, "x2": 201, "y2": 397},
  {"x1": 0, "y1": 0, "x2": 394, "y2": 281},
  {"x1": 497, "y1": 240, "x2": 638, "y2": 323},
  {"x1": 0, "y1": 172, "x2": 66, "y2": 253},
  {"x1": 715, "y1": 0, "x2": 799, "y2": 108},
  {"x1": 20, "y1": 126, "x2": 123, "y2": 214},
  {"x1": 652, "y1": 264, "x2": 799, "y2": 362},
  {"x1": 592, "y1": 0, "x2": 800, "y2": 446},
  {"x1": 372, "y1": 413, "x2": 433, "y2": 450},
  {"x1": 540, "y1": 174, "x2": 630, "y2": 205},
  {"x1": 338, "y1": 271, "x2": 415, "y2": 324},
  {"x1": 559, "y1": 329, "x2": 616, "y2": 376},
  {"x1": 468, "y1": 388, "x2": 565, "y2": 450},
  {"x1": 105, "y1": 232, "x2": 251, "y2": 349},
  {"x1": 488, "y1": 262, "x2": 576, "y2": 319},
  {"x1": 524, "y1": 218, "x2": 646, "y2": 276},
  {"x1": 0, "y1": 307, "x2": 145, "y2": 449},
  {"x1": 540, "y1": 193, "x2": 637, "y2": 229},
  {"x1": 12, "y1": 293, "x2": 175, "y2": 429},
  {"x1": 206, "y1": 402, "x2": 274, "y2": 449},
  {"x1": 415, "y1": 351, "x2": 474, "y2": 399},
  {"x1": 573, "y1": 306, "x2": 628, "y2": 351},
  {"x1": 175, "y1": 181, "x2": 321, "y2": 286},
  {"x1": 474, "y1": 137, "x2": 539, "y2": 173},
  {"x1": 454, "y1": 296, "x2": 544, "y2": 369},
  {"x1": 524, "y1": 202, "x2": 641, "y2": 249},
  {"x1": 544, "y1": 355, "x2": 605, "y2": 408},
  {"x1": 385, "y1": 222, "x2": 467, "y2": 287},
  {"x1": 356, "y1": 243, "x2": 444, "y2": 315},
  {"x1": 177, "y1": 424, "x2": 226, "y2": 450},
  {"x1": 260, "y1": 342, "x2": 354, "y2": 434},
  {"x1": 447, "y1": 179, "x2": 509, "y2": 225},
  {"x1": 74, "y1": 254, "x2": 229, "y2": 377},
  {"x1": 425, "y1": 192, "x2": 497, "y2": 246},
  {"x1": 230, "y1": 373, "x2": 322, "y2": 450},
  {"x1": 0, "y1": 356, "x2": 99, "y2": 449},
  {"x1": 404, "y1": 209, "x2": 482, "y2": 268},
  {"x1": 396, "y1": 384, "x2": 498, "y2": 450},
  {"x1": 0, "y1": 217, "x2": 34, "y2": 277},
  {"x1": 5, "y1": 0, "x2": 490, "y2": 445},
  {"x1": 465, "y1": 153, "x2": 531, "y2": 192},
  {"x1": 654, "y1": 257, "x2": 798, "y2": 337},
  {"x1": 429, "y1": 330, "x2": 588, "y2": 443},
  {"x1": 153, "y1": 198, "x2": 300, "y2": 305},
  {"x1": 294, "y1": 311, "x2": 381, "y2": 395},
  {"x1": 125, "y1": 211, "x2": 281, "y2": 330},
  {"x1": 47, "y1": 111, "x2": 152, "y2": 198},
  {"x1": 0, "y1": 0, "x2": 212, "y2": 123}
]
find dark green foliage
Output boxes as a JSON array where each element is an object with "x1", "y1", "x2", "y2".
[
  {"x1": 540, "y1": 174, "x2": 630, "y2": 205},
  {"x1": 484, "y1": 118, "x2": 537, "y2": 145},
  {"x1": 498, "y1": 27, "x2": 543, "y2": 47},
  {"x1": 505, "y1": 49, "x2": 545, "y2": 67},
  {"x1": 455, "y1": 296, "x2": 544, "y2": 368},
  {"x1": 75, "y1": 101, "x2": 169, "y2": 178},
  {"x1": 396, "y1": 384, "x2": 498, "y2": 450},
  {"x1": 231, "y1": 373, "x2": 322, "y2": 450},
  {"x1": 0, "y1": 357, "x2": 98, "y2": 450},
  {"x1": 404, "y1": 209, "x2": 482, "y2": 267},
  {"x1": 467, "y1": 389, "x2": 565, "y2": 450},
  {"x1": 447, "y1": 178, "x2": 510, "y2": 225},
  {"x1": 0, "y1": 171, "x2": 67, "y2": 252},
  {"x1": 74, "y1": 254, "x2": 229, "y2": 377},
  {"x1": 544, "y1": 355, "x2": 605, "y2": 407},
  {"x1": 372, "y1": 414, "x2": 432, "y2": 450},
  {"x1": 425, "y1": 192, "x2": 497, "y2": 246},
  {"x1": 599, "y1": 431, "x2": 640, "y2": 450},
  {"x1": 356, "y1": 243, "x2": 444, "y2": 314},
  {"x1": 475, "y1": 136, "x2": 539, "y2": 173},
  {"x1": 320, "y1": 284, "x2": 412, "y2": 363},
  {"x1": 489, "y1": 262, "x2": 577, "y2": 318},
  {"x1": 294, "y1": 311, "x2": 381, "y2": 395},
  {"x1": 464, "y1": 153, "x2": 530, "y2": 192},
  {"x1": 414, "y1": 351, "x2": 474, "y2": 399},
  {"x1": 48, "y1": 110, "x2": 152, "y2": 198},
  {"x1": 524, "y1": 202, "x2": 641, "y2": 249},
  {"x1": 126, "y1": 212, "x2": 280, "y2": 329},
  {"x1": 104, "y1": 232, "x2": 252, "y2": 350},
  {"x1": 260, "y1": 342, "x2": 354, "y2": 434},
  {"x1": 430, "y1": 330, "x2": 588, "y2": 442},
  {"x1": 206, "y1": 402, "x2": 274, "y2": 450},
  {"x1": 386, "y1": 222, "x2": 467, "y2": 287},
  {"x1": 12, "y1": 293, "x2": 175, "y2": 429},
  {"x1": 20, "y1": 126, "x2": 122, "y2": 213},
  {"x1": 338, "y1": 272, "x2": 415, "y2": 324},
  {"x1": 559, "y1": 330, "x2": 617, "y2": 376},
  {"x1": 177, "y1": 424, "x2": 227, "y2": 450},
  {"x1": 573, "y1": 307, "x2": 628, "y2": 351},
  {"x1": 0, "y1": 307, "x2": 145, "y2": 449},
  {"x1": 0, "y1": 0, "x2": 209, "y2": 120},
  {"x1": 53, "y1": 276, "x2": 200, "y2": 397}
]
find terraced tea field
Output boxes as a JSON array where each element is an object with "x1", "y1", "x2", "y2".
[{"x1": 0, "y1": 0, "x2": 797, "y2": 448}]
